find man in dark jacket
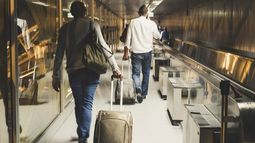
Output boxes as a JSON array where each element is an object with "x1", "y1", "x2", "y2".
[
  {"x1": 52, "y1": 1, "x2": 121, "y2": 143},
  {"x1": 161, "y1": 27, "x2": 169, "y2": 42}
]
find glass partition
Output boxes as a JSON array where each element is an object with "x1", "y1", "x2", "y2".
[
  {"x1": 61, "y1": 1, "x2": 74, "y2": 108},
  {"x1": 0, "y1": 0, "x2": 9, "y2": 142},
  {"x1": 17, "y1": 0, "x2": 60, "y2": 142}
]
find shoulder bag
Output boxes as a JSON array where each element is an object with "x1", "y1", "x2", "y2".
[{"x1": 77, "y1": 21, "x2": 112, "y2": 74}]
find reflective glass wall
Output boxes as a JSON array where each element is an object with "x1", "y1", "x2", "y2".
[
  {"x1": 0, "y1": 0, "x2": 9, "y2": 142},
  {"x1": 61, "y1": 1, "x2": 75, "y2": 108},
  {"x1": 17, "y1": 0, "x2": 60, "y2": 142},
  {"x1": 0, "y1": 0, "x2": 124, "y2": 142}
]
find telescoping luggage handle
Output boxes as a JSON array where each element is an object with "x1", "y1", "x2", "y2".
[
  {"x1": 121, "y1": 50, "x2": 131, "y2": 79},
  {"x1": 111, "y1": 75, "x2": 123, "y2": 111},
  {"x1": 121, "y1": 58, "x2": 131, "y2": 80}
]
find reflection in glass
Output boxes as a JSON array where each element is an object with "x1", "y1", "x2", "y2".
[
  {"x1": 0, "y1": 0, "x2": 9, "y2": 142},
  {"x1": 17, "y1": 0, "x2": 60, "y2": 142}
]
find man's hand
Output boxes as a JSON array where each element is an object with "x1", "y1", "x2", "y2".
[
  {"x1": 113, "y1": 69, "x2": 122, "y2": 79},
  {"x1": 122, "y1": 54, "x2": 129, "y2": 61},
  {"x1": 52, "y1": 78, "x2": 60, "y2": 92},
  {"x1": 122, "y1": 46, "x2": 129, "y2": 61}
]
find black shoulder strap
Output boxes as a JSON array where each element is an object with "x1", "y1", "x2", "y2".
[
  {"x1": 71, "y1": 20, "x2": 113, "y2": 57},
  {"x1": 88, "y1": 21, "x2": 113, "y2": 56},
  {"x1": 73, "y1": 21, "x2": 90, "y2": 48}
]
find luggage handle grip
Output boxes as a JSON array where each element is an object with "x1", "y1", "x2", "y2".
[
  {"x1": 110, "y1": 75, "x2": 123, "y2": 111},
  {"x1": 111, "y1": 75, "x2": 123, "y2": 81}
]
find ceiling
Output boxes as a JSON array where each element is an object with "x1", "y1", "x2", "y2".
[
  {"x1": 100, "y1": 0, "x2": 153, "y2": 19},
  {"x1": 59, "y1": 0, "x2": 205, "y2": 19},
  {"x1": 98, "y1": 0, "x2": 205, "y2": 19},
  {"x1": 153, "y1": 0, "x2": 205, "y2": 17},
  {"x1": 153, "y1": 0, "x2": 187, "y2": 16}
]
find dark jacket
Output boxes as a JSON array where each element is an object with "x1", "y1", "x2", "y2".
[
  {"x1": 53, "y1": 17, "x2": 91, "y2": 79},
  {"x1": 161, "y1": 30, "x2": 169, "y2": 41}
]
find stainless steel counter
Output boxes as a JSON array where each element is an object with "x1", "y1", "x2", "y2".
[{"x1": 161, "y1": 40, "x2": 255, "y2": 142}]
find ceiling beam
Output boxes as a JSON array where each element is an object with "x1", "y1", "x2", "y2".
[{"x1": 96, "y1": 0, "x2": 123, "y2": 19}]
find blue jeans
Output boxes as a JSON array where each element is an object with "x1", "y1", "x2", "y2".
[
  {"x1": 131, "y1": 52, "x2": 152, "y2": 96},
  {"x1": 68, "y1": 68, "x2": 100, "y2": 141}
]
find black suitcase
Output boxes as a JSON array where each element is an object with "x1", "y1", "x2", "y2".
[{"x1": 94, "y1": 76, "x2": 133, "y2": 143}]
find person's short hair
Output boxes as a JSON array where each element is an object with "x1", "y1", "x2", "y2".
[
  {"x1": 70, "y1": 1, "x2": 86, "y2": 18},
  {"x1": 138, "y1": 5, "x2": 148, "y2": 16}
]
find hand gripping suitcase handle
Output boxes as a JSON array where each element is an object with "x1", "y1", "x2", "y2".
[{"x1": 111, "y1": 76, "x2": 123, "y2": 111}]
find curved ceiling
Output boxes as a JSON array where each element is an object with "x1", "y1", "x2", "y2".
[
  {"x1": 34, "y1": 0, "x2": 204, "y2": 20},
  {"x1": 100, "y1": 0, "x2": 152, "y2": 19},
  {"x1": 153, "y1": 0, "x2": 206, "y2": 17},
  {"x1": 99, "y1": 0, "x2": 205, "y2": 19}
]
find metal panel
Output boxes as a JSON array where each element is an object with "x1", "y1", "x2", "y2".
[
  {"x1": 155, "y1": 0, "x2": 255, "y2": 142},
  {"x1": 155, "y1": 0, "x2": 255, "y2": 93},
  {"x1": 167, "y1": 40, "x2": 255, "y2": 142},
  {"x1": 155, "y1": 0, "x2": 255, "y2": 57},
  {"x1": 180, "y1": 42, "x2": 255, "y2": 94},
  {"x1": 164, "y1": 43, "x2": 255, "y2": 143}
]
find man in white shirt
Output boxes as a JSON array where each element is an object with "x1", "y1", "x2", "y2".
[{"x1": 123, "y1": 5, "x2": 161, "y2": 103}]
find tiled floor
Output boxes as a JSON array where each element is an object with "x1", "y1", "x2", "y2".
[{"x1": 48, "y1": 53, "x2": 183, "y2": 143}]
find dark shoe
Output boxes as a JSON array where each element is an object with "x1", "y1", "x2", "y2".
[
  {"x1": 20, "y1": 125, "x2": 22, "y2": 134},
  {"x1": 135, "y1": 88, "x2": 143, "y2": 103},
  {"x1": 142, "y1": 96, "x2": 146, "y2": 99},
  {"x1": 137, "y1": 94, "x2": 143, "y2": 103}
]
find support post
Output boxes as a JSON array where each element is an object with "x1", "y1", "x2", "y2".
[
  {"x1": 91, "y1": 0, "x2": 94, "y2": 21},
  {"x1": 220, "y1": 80, "x2": 230, "y2": 143},
  {"x1": 6, "y1": 0, "x2": 19, "y2": 142}
]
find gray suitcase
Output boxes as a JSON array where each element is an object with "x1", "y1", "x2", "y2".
[
  {"x1": 115, "y1": 59, "x2": 135, "y2": 104},
  {"x1": 94, "y1": 76, "x2": 133, "y2": 143}
]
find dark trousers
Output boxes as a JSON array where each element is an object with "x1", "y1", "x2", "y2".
[
  {"x1": 68, "y1": 68, "x2": 100, "y2": 141},
  {"x1": 131, "y1": 51, "x2": 152, "y2": 96}
]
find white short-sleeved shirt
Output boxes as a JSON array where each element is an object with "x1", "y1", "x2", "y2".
[{"x1": 125, "y1": 16, "x2": 161, "y2": 53}]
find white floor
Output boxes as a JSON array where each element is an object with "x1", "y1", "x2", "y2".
[{"x1": 48, "y1": 53, "x2": 183, "y2": 143}]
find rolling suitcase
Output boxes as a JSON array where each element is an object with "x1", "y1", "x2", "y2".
[
  {"x1": 115, "y1": 59, "x2": 135, "y2": 104},
  {"x1": 94, "y1": 76, "x2": 133, "y2": 143}
]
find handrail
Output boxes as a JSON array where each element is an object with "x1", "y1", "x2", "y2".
[{"x1": 166, "y1": 39, "x2": 255, "y2": 98}]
